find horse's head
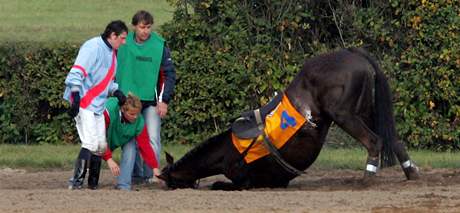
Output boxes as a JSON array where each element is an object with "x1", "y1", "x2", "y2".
[{"x1": 157, "y1": 152, "x2": 199, "y2": 189}]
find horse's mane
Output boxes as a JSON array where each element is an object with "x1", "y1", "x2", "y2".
[{"x1": 169, "y1": 129, "x2": 231, "y2": 171}]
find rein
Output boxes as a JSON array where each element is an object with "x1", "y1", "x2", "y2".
[
  {"x1": 240, "y1": 138, "x2": 258, "y2": 159},
  {"x1": 238, "y1": 109, "x2": 305, "y2": 177},
  {"x1": 261, "y1": 131, "x2": 305, "y2": 176}
]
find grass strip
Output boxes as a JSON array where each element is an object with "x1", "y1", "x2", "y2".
[{"x1": 0, "y1": 144, "x2": 458, "y2": 170}]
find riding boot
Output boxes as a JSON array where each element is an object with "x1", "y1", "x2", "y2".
[
  {"x1": 88, "y1": 154, "x2": 102, "y2": 190},
  {"x1": 68, "y1": 159, "x2": 89, "y2": 189}
]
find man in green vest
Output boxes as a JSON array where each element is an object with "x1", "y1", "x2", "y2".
[{"x1": 116, "y1": 10, "x2": 176, "y2": 187}]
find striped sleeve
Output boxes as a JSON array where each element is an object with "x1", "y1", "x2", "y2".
[{"x1": 64, "y1": 44, "x2": 97, "y2": 89}]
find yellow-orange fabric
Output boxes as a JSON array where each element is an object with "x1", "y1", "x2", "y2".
[{"x1": 232, "y1": 95, "x2": 307, "y2": 163}]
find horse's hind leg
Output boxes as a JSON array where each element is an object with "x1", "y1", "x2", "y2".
[
  {"x1": 327, "y1": 110, "x2": 381, "y2": 178},
  {"x1": 392, "y1": 141, "x2": 420, "y2": 180}
]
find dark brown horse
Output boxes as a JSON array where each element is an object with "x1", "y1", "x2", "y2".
[{"x1": 158, "y1": 47, "x2": 420, "y2": 190}]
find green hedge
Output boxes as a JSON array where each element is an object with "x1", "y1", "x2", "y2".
[
  {"x1": 0, "y1": 0, "x2": 458, "y2": 150},
  {"x1": 352, "y1": 0, "x2": 460, "y2": 149},
  {"x1": 0, "y1": 44, "x2": 77, "y2": 144}
]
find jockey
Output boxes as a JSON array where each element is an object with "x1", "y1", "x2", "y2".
[{"x1": 64, "y1": 20, "x2": 128, "y2": 190}]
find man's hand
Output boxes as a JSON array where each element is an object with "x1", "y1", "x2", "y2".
[
  {"x1": 107, "y1": 158, "x2": 120, "y2": 176},
  {"x1": 156, "y1": 102, "x2": 168, "y2": 118},
  {"x1": 68, "y1": 91, "x2": 80, "y2": 118},
  {"x1": 113, "y1": 90, "x2": 126, "y2": 106}
]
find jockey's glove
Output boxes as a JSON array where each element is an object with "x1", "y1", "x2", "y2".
[
  {"x1": 68, "y1": 91, "x2": 80, "y2": 118},
  {"x1": 113, "y1": 90, "x2": 126, "y2": 106}
]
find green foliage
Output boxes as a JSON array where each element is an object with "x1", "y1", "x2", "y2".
[
  {"x1": 395, "y1": 1, "x2": 459, "y2": 149},
  {"x1": 161, "y1": 0, "x2": 323, "y2": 143},
  {"x1": 352, "y1": 0, "x2": 460, "y2": 149},
  {"x1": 0, "y1": 44, "x2": 77, "y2": 144}
]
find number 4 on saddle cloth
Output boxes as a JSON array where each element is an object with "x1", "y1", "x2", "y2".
[{"x1": 231, "y1": 93, "x2": 307, "y2": 164}]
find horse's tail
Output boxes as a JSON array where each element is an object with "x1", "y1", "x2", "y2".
[{"x1": 348, "y1": 47, "x2": 397, "y2": 167}]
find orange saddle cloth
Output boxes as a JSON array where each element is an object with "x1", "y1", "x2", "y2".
[{"x1": 232, "y1": 95, "x2": 307, "y2": 163}]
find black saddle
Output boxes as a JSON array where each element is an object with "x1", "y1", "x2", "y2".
[{"x1": 231, "y1": 93, "x2": 283, "y2": 139}]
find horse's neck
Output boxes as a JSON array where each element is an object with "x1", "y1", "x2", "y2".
[{"x1": 172, "y1": 131, "x2": 232, "y2": 180}]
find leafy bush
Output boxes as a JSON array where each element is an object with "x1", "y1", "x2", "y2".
[
  {"x1": 351, "y1": 0, "x2": 460, "y2": 149},
  {"x1": 0, "y1": 44, "x2": 77, "y2": 144}
]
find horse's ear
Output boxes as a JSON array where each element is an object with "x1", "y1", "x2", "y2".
[{"x1": 165, "y1": 151, "x2": 174, "y2": 165}]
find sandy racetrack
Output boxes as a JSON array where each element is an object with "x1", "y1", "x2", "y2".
[{"x1": 1, "y1": 167, "x2": 460, "y2": 212}]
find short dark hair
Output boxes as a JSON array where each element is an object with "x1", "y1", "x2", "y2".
[
  {"x1": 101, "y1": 20, "x2": 128, "y2": 38},
  {"x1": 132, "y1": 10, "x2": 154, "y2": 25}
]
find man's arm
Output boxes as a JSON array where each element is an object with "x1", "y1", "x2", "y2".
[
  {"x1": 101, "y1": 110, "x2": 120, "y2": 176},
  {"x1": 156, "y1": 46, "x2": 176, "y2": 118},
  {"x1": 102, "y1": 110, "x2": 113, "y2": 161},
  {"x1": 65, "y1": 45, "x2": 98, "y2": 91},
  {"x1": 157, "y1": 46, "x2": 176, "y2": 104}
]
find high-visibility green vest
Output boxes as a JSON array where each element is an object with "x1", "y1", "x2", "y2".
[
  {"x1": 116, "y1": 32, "x2": 164, "y2": 101},
  {"x1": 105, "y1": 98, "x2": 144, "y2": 151}
]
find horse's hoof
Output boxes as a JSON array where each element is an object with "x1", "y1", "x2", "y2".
[
  {"x1": 364, "y1": 170, "x2": 377, "y2": 178},
  {"x1": 403, "y1": 166, "x2": 420, "y2": 180}
]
